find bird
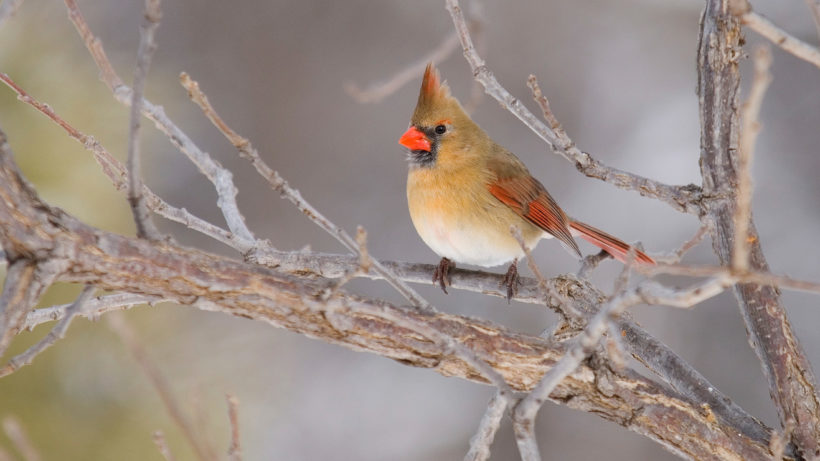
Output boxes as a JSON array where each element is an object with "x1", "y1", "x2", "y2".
[{"x1": 398, "y1": 63, "x2": 655, "y2": 300}]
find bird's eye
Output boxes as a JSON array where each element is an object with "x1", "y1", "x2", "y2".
[{"x1": 434, "y1": 125, "x2": 447, "y2": 135}]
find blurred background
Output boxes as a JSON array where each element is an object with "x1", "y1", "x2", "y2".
[{"x1": 0, "y1": 0, "x2": 818, "y2": 459}]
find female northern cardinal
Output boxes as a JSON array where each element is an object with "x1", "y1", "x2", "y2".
[{"x1": 398, "y1": 64, "x2": 654, "y2": 299}]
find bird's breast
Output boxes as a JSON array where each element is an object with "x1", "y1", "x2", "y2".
[{"x1": 406, "y1": 166, "x2": 542, "y2": 267}]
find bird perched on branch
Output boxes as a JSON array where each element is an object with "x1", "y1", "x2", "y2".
[{"x1": 398, "y1": 63, "x2": 654, "y2": 299}]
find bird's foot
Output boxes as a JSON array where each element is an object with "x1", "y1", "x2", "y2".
[
  {"x1": 501, "y1": 259, "x2": 520, "y2": 302},
  {"x1": 433, "y1": 257, "x2": 454, "y2": 294}
]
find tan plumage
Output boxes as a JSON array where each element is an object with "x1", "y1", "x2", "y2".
[{"x1": 399, "y1": 64, "x2": 653, "y2": 297}]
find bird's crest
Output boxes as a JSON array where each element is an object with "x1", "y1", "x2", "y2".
[{"x1": 412, "y1": 63, "x2": 458, "y2": 125}]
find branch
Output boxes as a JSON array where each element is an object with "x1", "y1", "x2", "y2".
[
  {"x1": 344, "y1": 32, "x2": 460, "y2": 104},
  {"x1": 107, "y1": 313, "x2": 219, "y2": 461},
  {"x1": 226, "y1": 394, "x2": 242, "y2": 461},
  {"x1": 63, "y1": 0, "x2": 257, "y2": 246},
  {"x1": 732, "y1": 0, "x2": 820, "y2": 71},
  {"x1": 2, "y1": 416, "x2": 41, "y2": 461},
  {"x1": 179, "y1": 72, "x2": 434, "y2": 312},
  {"x1": 0, "y1": 72, "x2": 252, "y2": 252},
  {"x1": 126, "y1": 0, "x2": 163, "y2": 240},
  {"x1": 0, "y1": 285, "x2": 95, "y2": 378},
  {"x1": 464, "y1": 391, "x2": 511, "y2": 461},
  {"x1": 733, "y1": 46, "x2": 771, "y2": 272},
  {"x1": 698, "y1": 0, "x2": 820, "y2": 456},
  {"x1": 0, "y1": 132, "x2": 779, "y2": 459},
  {"x1": 443, "y1": 0, "x2": 702, "y2": 215},
  {"x1": 0, "y1": 0, "x2": 24, "y2": 29}
]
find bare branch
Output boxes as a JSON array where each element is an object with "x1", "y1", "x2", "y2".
[
  {"x1": 126, "y1": 0, "x2": 163, "y2": 240},
  {"x1": 2, "y1": 416, "x2": 41, "y2": 461},
  {"x1": 0, "y1": 0, "x2": 24, "y2": 29},
  {"x1": 107, "y1": 313, "x2": 219, "y2": 461},
  {"x1": 731, "y1": 0, "x2": 820, "y2": 70},
  {"x1": 226, "y1": 394, "x2": 242, "y2": 461},
  {"x1": 345, "y1": 32, "x2": 460, "y2": 104},
  {"x1": 152, "y1": 431, "x2": 177, "y2": 461},
  {"x1": 0, "y1": 72, "x2": 252, "y2": 252},
  {"x1": 464, "y1": 391, "x2": 511, "y2": 461},
  {"x1": 513, "y1": 280, "x2": 639, "y2": 461},
  {"x1": 807, "y1": 0, "x2": 820, "y2": 40},
  {"x1": 22, "y1": 293, "x2": 162, "y2": 331},
  {"x1": 63, "y1": 0, "x2": 257, "y2": 245},
  {"x1": 0, "y1": 261, "x2": 58, "y2": 358},
  {"x1": 698, "y1": 0, "x2": 820, "y2": 455},
  {"x1": 0, "y1": 142, "x2": 779, "y2": 458},
  {"x1": 0, "y1": 285, "x2": 95, "y2": 378},
  {"x1": 179, "y1": 72, "x2": 433, "y2": 311},
  {"x1": 444, "y1": 0, "x2": 701, "y2": 215},
  {"x1": 653, "y1": 223, "x2": 711, "y2": 264},
  {"x1": 733, "y1": 45, "x2": 771, "y2": 272}
]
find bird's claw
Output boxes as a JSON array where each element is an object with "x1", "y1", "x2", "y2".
[{"x1": 433, "y1": 257, "x2": 454, "y2": 294}]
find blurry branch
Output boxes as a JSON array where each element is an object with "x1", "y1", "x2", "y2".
[
  {"x1": 0, "y1": 286, "x2": 94, "y2": 378},
  {"x1": 652, "y1": 223, "x2": 710, "y2": 264},
  {"x1": 63, "y1": 0, "x2": 257, "y2": 247},
  {"x1": 733, "y1": 46, "x2": 771, "y2": 272},
  {"x1": 107, "y1": 313, "x2": 219, "y2": 461},
  {"x1": 464, "y1": 391, "x2": 511, "y2": 461},
  {"x1": 0, "y1": 140, "x2": 780, "y2": 459},
  {"x1": 126, "y1": 0, "x2": 163, "y2": 240},
  {"x1": 698, "y1": 0, "x2": 820, "y2": 456},
  {"x1": 0, "y1": 72, "x2": 244, "y2": 250},
  {"x1": 344, "y1": 1, "x2": 485, "y2": 108},
  {"x1": 807, "y1": 0, "x2": 820, "y2": 40},
  {"x1": 731, "y1": 0, "x2": 820, "y2": 71},
  {"x1": 226, "y1": 394, "x2": 242, "y2": 461},
  {"x1": 1, "y1": 416, "x2": 41, "y2": 461},
  {"x1": 0, "y1": 0, "x2": 24, "y2": 29},
  {"x1": 444, "y1": 0, "x2": 701, "y2": 215},
  {"x1": 152, "y1": 431, "x2": 177, "y2": 461},
  {"x1": 344, "y1": 32, "x2": 460, "y2": 104},
  {"x1": 179, "y1": 72, "x2": 434, "y2": 312}
]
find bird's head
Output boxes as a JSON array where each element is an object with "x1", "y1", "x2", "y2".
[{"x1": 398, "y1": 63, "x2": 487, "y2": 169}]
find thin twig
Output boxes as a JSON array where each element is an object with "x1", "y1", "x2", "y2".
[
  {"x1": 107, "y1": 314, "x2": 218, "y2": 461},
  {"x1": 653, "y1": 223, "x2": 711, "y2": 264},
  {"x1": 226, "y1": 393, "x2": 242, "y2": 461},
  {"x1": 2, "y1": 416, "x2": 41, "y2": 461},
  {"x1": 21, "y1": 293, "x2": 162, "y2": 331},
  {"x1": 734, "y1": 2, "x2": 820, "y2": 71},
  {"x1": 127, "y1": 0, "x2": 163, "y2": 240},
  {"x1": 464, "y1": 391, "x2": 512, "y2": 461},
  {"x1": 444, "y1": 0, "x2": 701, "y2": 215},
  {"x1": 806, "y1": 0, "x2": 820, "y2": 40},
  {"x1": 344, "y1": 32, "x2": 460, "y2": 104},
  {"x1": 732, "y1": 45, "x2": 771, "y2": 272},
  {"x1": 63, "y1": 0, "x2": 257, "y2": 246},
  {"x1": 0, "y1": 0, "x2": 24, "y2": 29},
  {"x1": 0, "y1": 72, "x2": 252, "y2": 252},
  {"x1": 0, "y1": 285, "x2": 95, "y2": 378},
  {"x1": 179, "y1": 72, "x2": 433, "y2": 311},
  {"x1": 152, "y1": 431, "x2": 176, "y2": 461}
]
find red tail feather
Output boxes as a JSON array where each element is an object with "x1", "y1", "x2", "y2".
[{"x1": 569, "y1": 220, "x2": 655, "y2": 265}]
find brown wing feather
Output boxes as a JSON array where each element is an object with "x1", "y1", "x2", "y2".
[{"x1": 488, "y1": 176, "x2": 582, "y2": 258}]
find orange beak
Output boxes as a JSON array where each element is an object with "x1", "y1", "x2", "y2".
[{"x1": 399, "y1": 126, "x2": 431, "y2": 151}]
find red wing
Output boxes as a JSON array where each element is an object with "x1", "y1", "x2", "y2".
[{"x1": 488, "y1": 176, "x2": 581, "y2": 257}]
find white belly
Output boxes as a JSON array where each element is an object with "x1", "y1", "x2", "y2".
[{"x1": 411, "y1": 207, "x2": 547, "y2": 267}]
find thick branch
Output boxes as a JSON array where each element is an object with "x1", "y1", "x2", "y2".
[
  {"x1": 697, "y1": 0, "x2": 820, "y2": 456},
  {"x1": 0, "y1": 130, "x2": 778, "y2": 460}
]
